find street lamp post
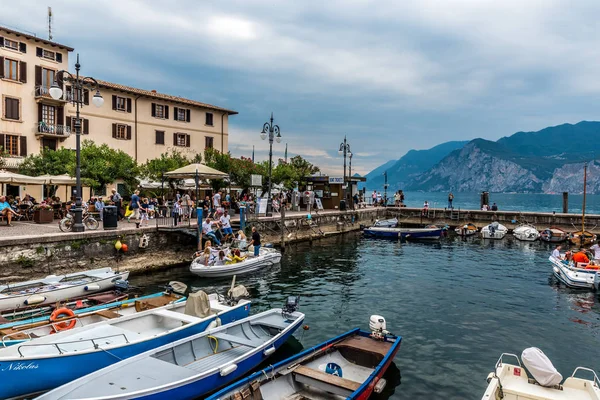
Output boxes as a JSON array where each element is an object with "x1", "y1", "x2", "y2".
[
  {"x1": 338, "y1": 136, "x2": 351, "y2": 210},
  {"x1": 348, "y1": 152, "x2": 354, "y2": 210},
  {"x1": 49, "y1": 54, "x2": 104, "y2": 232},
  {"x1": 260, "y1": 113, "x2": 282, "y2": 216}
]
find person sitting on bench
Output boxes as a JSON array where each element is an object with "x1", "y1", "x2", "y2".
[{"x1": 0, "y1": 196, "x2": 20, "y2": 226}]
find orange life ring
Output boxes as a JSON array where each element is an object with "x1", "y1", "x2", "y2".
[{"x1": 49, "y1": 308, "x2": 76, "y2": 332}]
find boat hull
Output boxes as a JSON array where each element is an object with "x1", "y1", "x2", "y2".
[
  {"x1": 190, "y1": 251, "x2": 281, "y2": 277},
  {"x1": 364, "y1": 227, "x2": 443, "y2": 240},
  {"x1": 0, "y1": 302, "x2": 251, "y2": 399},
  {"x1": 549, "y1": 256, "x2": 599, "y2": 290},
  {"x1": 0, "y1": 269, "x2": 130, "y2": 312}
]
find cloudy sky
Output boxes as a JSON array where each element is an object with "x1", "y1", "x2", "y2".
[{"x1": 4, "y1": 1, "x2": 600, "y2": 175}]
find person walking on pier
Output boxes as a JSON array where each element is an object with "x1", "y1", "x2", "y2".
[
  {"x1": 448, "y1": 192, "x2": 454, "y2": 210},
  {"x1": 250, "y1": 226, "x2": 261, "y2": 257},
  {"x1": 128, "y1": 190, "x2": 141, "y2": 222}
]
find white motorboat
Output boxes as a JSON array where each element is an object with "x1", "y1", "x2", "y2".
[
  {"x1": 190, "y1": 247, "x2": 282, "y2": 277},
  {"x1": 455, "y1": 223, "x2": 478, "y2": 236},
  {"x1": 373, "y1": 217, "x2": 398, "y2": 227},
  {"x1": 480, "y1": 222, "x2": 508, "y2": 240},
  {"x1": 513, "y1": 223, "x2": 540, "y2": 241},
  {"x1": 549, "y1": 255, "x2": 600, "y2": 290},
  {"x1": 0, "y1": 267, "x2": 129, "y2": 312},
  {"x1": 482, "y1": 350, "x2": 600, "y2": 400}
]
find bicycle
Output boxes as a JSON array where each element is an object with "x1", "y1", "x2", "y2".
[{"x1": 59, "y1": 210, "x2": 99, "y2": 232}]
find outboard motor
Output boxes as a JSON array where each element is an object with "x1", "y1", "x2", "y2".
[
  {"x1": 282, "y1": 296, "x2": 300, "y2": 319},
  {"x1": 369, "y1": 315, "x2": 390, "y2": 340},
  {"x1": 114, "y1": 279, "x2": 130, "y2": 291},
  {"x1": 521, "y1": 347, "x2": 563, "y2": 387}
]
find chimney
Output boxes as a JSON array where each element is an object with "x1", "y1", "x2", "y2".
[{"x1": 151, "y1": 90, "x2": 157, "y2": 93}]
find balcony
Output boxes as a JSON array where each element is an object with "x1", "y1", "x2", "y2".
[
  {"x1": 36, "y1": 121, "x2": 72, "y2": 139},
  {"x1": 35, "y1": 85, "x2": 72, "y2": 102}
]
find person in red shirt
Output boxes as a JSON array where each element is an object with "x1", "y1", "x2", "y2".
[{"x1": 573, "y1": 249, "x2": 590, "y2": 265}]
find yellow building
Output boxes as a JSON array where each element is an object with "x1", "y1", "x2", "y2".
[{"x1": 0, "y1": 25, "x2": 237, "y2": 200}]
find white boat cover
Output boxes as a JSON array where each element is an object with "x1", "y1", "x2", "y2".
[
  {"x1": 184, "y1": 291, "x2": 211, "y2": 318},
  {"x1": 521, "y1": 347, "x2": 563, "y2": 387}
]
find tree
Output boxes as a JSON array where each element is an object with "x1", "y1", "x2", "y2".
[
  {"x1": 141, "y1": 150, "x2": 190, "y2": 182},
  {"x1": 79, "y1": 141, "x2": 140, "y2": 194},
  {"x1": 271, "y1": 155, "x2": 320, "y2": 190},
  {"x1": 19, "y1": 148, "x2": 75, "y2": 176}
]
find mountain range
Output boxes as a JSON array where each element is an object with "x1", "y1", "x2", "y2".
[{"x1": 364, "y1": 121, "x2": 600, "y2": 194}]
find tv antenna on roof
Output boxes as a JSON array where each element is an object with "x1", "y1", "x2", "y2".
[{"x1": 48, "y1": 6, "x2": 53, "y2": 40}]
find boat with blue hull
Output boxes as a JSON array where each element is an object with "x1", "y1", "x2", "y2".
[
  {"x1": 37, "y1": 307, "x2": 305, "y2": 400},
  {"x1": 363, "y1": 226, "x2": 444, "y2": 240},
  {"x1": 0, "y1": 292, "x2": 251, "y2": 399},
  {"x1": 207, "y1": 315, "x2": 401, "y2": 400}
]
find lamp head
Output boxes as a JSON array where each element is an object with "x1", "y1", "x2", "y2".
[
  {"x1": 275, "y1": 133, "x2": 282, "y2": 143},
  {"x1": 49, "y1": 80, "x2": 63, "y2": 100},
  {"x1": 260, "y1": 131, "x2": 267, "y2": 140},
  {"x1": 92, "y1": 90, "x2": 104, "y2": 108}
]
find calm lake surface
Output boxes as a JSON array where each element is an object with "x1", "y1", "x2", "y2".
[
  {"x1": 385, "y1": 191, "x2": 600, "y2": 214},
  {"x1": 130, "y1": 233, "x2": 600, "y2": 399}
]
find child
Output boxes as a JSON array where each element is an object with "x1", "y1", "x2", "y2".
[{"x1": 140, "y1": 198, "x2": 149, "y2": 226}]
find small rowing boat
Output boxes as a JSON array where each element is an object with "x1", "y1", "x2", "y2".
[
  {"x1": 0, "y1": 291, "x2": 251, "y2": 399},
  {"x1": 455, "y1": 223, "x2": 478, "y2": 237},
  {"x1": 482, "y1": 349, "x2": 600, "y2": 399},
  {"x1": 207, "y1": 315, "x2": 401, "y2": 400},
  {"x1": 363, "y1": 227, "x2": 444, "y2": 240},
  {"x1": 190, "y1": 247, "x2": 282, "y2": 277},
  {"x1": 38, "y1": 304, "x2": 304, "y2": 400},
  {"x1": 0, "y1": 267, "x2": 129, "y2": 312},
  {"x1": 569, "y1": 230, "x2": 597, "y2": 246},
  {"x1": 513, "y1": 223, "x2": 540, "y2": 241},
  {"x1": 480, "y1": 222, "x2": 508, "y2": 240},
  {"x1": 540, "y1": 227, "x2": 569, "y2": 243}
]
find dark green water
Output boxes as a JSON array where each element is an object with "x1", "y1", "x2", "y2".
[{"x1": 129, "y1": 233, "x2": 600, "y2": 399}]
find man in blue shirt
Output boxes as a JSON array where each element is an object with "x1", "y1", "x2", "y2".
[
  {"x1": 0, "y1": 196, "x2": 19, "y2": 226},
  {"x1": 128, "y1": 190, "x2": 141, "y2": 222}
]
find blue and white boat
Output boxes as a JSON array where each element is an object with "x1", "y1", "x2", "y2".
[
  {"x1": 549, "y1": 255, "x2": 600, "y2": 290},
  {"x1": 0, "y1": 292, "x2": 251, "y2": 399},
  {"x1": 37, "y1": 307, "x2": 305, "y2": 400},
  {"x1": 363, "y1": 226, "x2": 444, "y2": 240},
  {"x1": 207, "y1": 315, "x2": 401, "y2": 400}
]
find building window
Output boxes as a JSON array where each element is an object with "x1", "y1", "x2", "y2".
[
  {"x1": 41, "y1": 68, "x2": 55, "y2": 90},
  {"x1": 4, "y1": 135, "x2": 19, "y2": 156},
  {"x1": 175, "y1": 133, "x2": 187, "y2": 147},
  {"x1": 4, "y1": 39, "x2": 18, "y2": 50},
  {"x1": 155, "y1": 105, "x2": 165, "y2": 118},
  {"x1": 205, "y1": 113, "x2": 214, "y2": 126},
  {"x1": 155, "y1": 130, "x2": 165, "y2": 145},
  {"x1": 4, "y1": 58, "x2": 18, "y2": 80},
  {"x1": 116, "y1": 124, "x2": 127, "y2": 139},
  {"x1": 116, "y1": 96, "x2": 126, "y2": 111},
  {"x1": 42, "y1": 104, "x2": 56, "y2": 125},
  {"x1": 4, "y1": 97, "x2": 20, "y2": 120},
  {"x1": 177, "y1": 108, "x2": 186, "y2": 121},
  {"x1": 42, "y1": 49, "x2": 55, "y2": 60},
  {"x1": 205, "y1": 136, "x2": 214, "y2": 149}
]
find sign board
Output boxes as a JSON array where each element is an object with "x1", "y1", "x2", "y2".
[
  {"x1": 328, "y1": 177, "x2": 344, "y2": 184},
  {"x1": 314, "y1": 190, "x2": 324, "y2": 198},
  {"x1": 331, "y1": 192, "x2": 338, "y2": 197},
  {"x1": 315, "y1": 198, "x2": 324, "y2": 210},
  {"x1": 251, "y1": 174, "x2": 263, "y2": 187},
  {"x1": 257, "y1": 198, "x2": 268, "y2": 215}
]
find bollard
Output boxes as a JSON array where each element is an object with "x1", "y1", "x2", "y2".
[
  {"x1": 240, "y1": 206, "x2": 246, "y2": 231},
  {"x1": 280, "y1": 205, "x2": 286, "y2": 250},
  {"x1": 562, "y1": 192, "x2": 568, "y2": 213}
]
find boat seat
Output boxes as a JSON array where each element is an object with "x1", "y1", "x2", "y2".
[
  {"x1": 250, "y1": 315, "x2": 290, "y2": 330},
  {"x1": 96, "y1": 309, "x2": 121, "y2": 319},
  {"x1": 211, "y1": 332, "x2": 262, "y2": 348},
  {"x1": 153, "y1": 309, "x2": 199, "y2": 324},
  {"x1": 293, "y1": 365, "x2": 361, "y2": 397}
]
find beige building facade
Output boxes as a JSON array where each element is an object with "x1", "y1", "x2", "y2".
[{"x1": 0, "y1": 25, "x2": 237, "y2": 199}]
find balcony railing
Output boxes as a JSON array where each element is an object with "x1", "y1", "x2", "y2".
[
  {"x1": 37, "y1": 121, "x2": 72, "y2": 138},
  {"x1": 35, "y1": 85, "x2": 73, "y2": 102}
]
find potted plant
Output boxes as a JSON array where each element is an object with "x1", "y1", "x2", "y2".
[{"x1": 33, "y1": 204, "x2": 54, "y2": 224}]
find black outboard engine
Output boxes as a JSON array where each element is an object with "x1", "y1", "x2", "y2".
[{"x1": 282, "y1": 296, "x2": 300, "y2": 319}]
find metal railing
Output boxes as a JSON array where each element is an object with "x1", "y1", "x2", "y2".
[
  {"x1": 37, "y1": 121, "x2": 72, "y2": 137},
  {"x1": 154, "y1": 205, "x2": 193, "y2": 228},
  {"x1": 34, "y1": 85, "x2": 73, "y2": 101}
]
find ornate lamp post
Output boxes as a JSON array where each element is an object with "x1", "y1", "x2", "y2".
[
  {"x1": 260, "y1": 112, "x2": 282, "y2": 216},
  {"x1": 338, "y1": 136, "x2": 351, "y2": 210},
  {"x1": 49, "y1": 54, "x2": 104, "y2": 232}
]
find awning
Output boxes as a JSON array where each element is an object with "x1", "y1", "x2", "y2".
[{"x1": 0, "y1": 170, "x2": 47, "y2": 185}]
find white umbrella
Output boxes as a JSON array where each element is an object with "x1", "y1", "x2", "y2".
[
  {"x1": 0, "y1": 170, "x2": 46, "y2": 185},
  {"x1": 37, "y1": 174, "x2": 78, "y2": 185},
  {"x1": 164, "y1": 163, "x2": 228, "y2": 180}
]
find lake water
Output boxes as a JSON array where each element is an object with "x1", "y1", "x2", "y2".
[
  {"x1": 130, "y1": 233, "x2": 600, "y2": 399},
  {"x1": 377, "y1": 191, "x2": 600, "y2": 214}
]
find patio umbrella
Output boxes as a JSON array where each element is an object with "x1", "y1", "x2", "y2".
[
  {"x1": 0, "y1": 170, "x2": 46, "y2": 185},
  {"x1": 163, "y1": 163, "x2": 228, "y2": 180}
]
